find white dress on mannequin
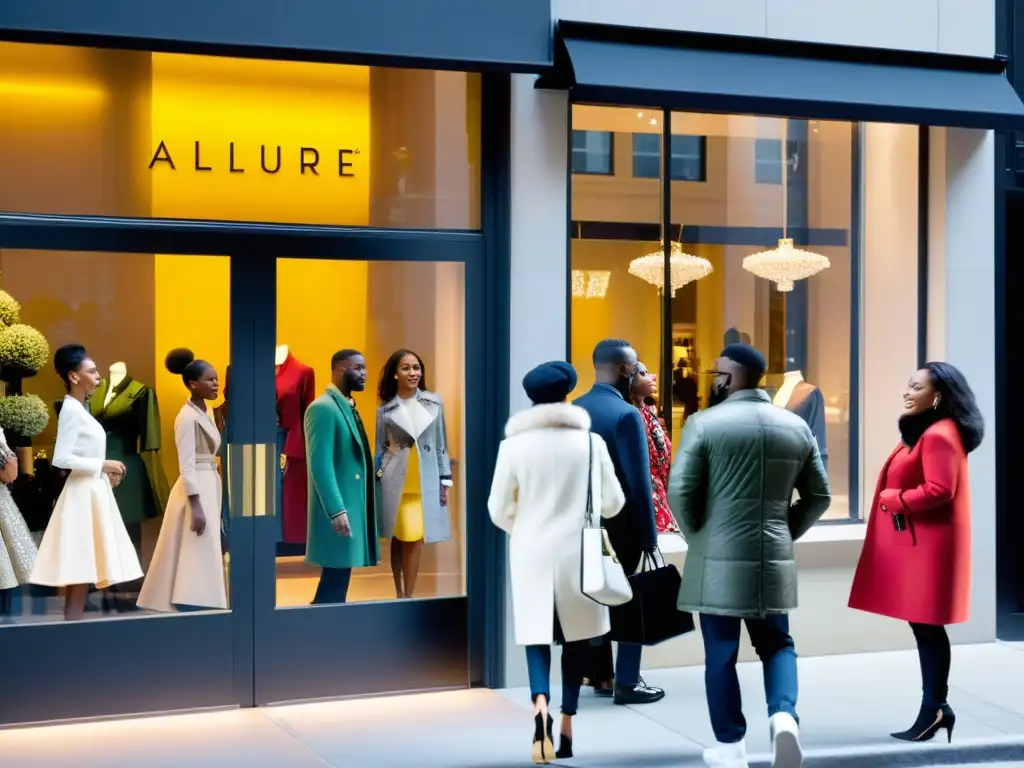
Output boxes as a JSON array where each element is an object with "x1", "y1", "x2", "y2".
[{"x1": 30, "y1": 396, "x2": 143, "y2": 589}]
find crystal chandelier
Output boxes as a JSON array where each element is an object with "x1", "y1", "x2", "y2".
[
  {"x1": 743, "y1": 238, "x2": 830, "y2": 292},
  {"x1": 629, "y1": 242, "x2": 712, "y2": 296},
  {"x1": 743, "y1": 121, "x2": 830, "y2": 291},
  {"x1": 571, "y1": 269, "x2": 611, "y2": 299}
]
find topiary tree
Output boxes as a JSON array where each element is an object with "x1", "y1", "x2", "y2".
[{"x1": 0, "y1": 285, "x2": 51, "y2": 448}]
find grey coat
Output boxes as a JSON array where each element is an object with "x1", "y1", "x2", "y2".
[
  {"x1": 374, "y1": 390, "x2": 453, "y2": 543},
  {"x1": 669, "y1": 389, "x2": 831, "y2": 618}
]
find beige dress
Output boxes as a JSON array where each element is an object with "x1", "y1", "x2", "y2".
[
  {"x1": 0, "y1": 427, "x2": 37, "y2": 589},
  {"x1": 138, "y1": 402, "x2": 227, "y2": 611},
  {"x1": 30, "y1": 396, "x2": 143, "y2": 589}
]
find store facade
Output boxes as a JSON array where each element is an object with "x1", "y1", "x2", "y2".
[
  {"x1": 0, "y1": 0, "x2": 1019, "y2": 725},
  {"x1": 504, "y1": 1, "x2": 1019, "y2": 684},
  {"x1": 0, "y1": 0, "x2": 547, "y2": 725}
]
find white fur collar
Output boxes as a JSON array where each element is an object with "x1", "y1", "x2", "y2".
[{"x1": 504, "y1": 403, "x2": 591, "y2": 438}]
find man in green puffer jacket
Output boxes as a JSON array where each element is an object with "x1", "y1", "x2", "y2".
[{"x1": 668, "y1": 344, "x2": 830, "y2": 768}]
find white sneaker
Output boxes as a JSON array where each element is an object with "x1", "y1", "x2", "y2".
[
  {"x1": 769, "y1": 712, "x2": 803, "y2": 768},
  {"x1": 702, "y1": 739, "x2": 749, "y2": 767}
]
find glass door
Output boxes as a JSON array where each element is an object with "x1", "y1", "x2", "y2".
[
  {"x1": 240, "y1": 251, "x2": 475, "y2": 704},
  {"x1": 0, "y1": 246, "x2": 251, "y2": 725}
]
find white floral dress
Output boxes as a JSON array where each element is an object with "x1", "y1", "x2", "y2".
[{"x1": 0, "y1": 427, "x2": 37, "y2": 589}]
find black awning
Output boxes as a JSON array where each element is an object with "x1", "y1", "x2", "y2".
[{"x1": 540, "y1": 22, "x2": 1024, "y2": 130}]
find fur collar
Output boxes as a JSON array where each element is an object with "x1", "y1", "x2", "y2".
[{"x1": 504, "y1": 403, "x2": 591, "y2": 438}]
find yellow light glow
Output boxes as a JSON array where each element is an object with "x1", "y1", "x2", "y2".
[{"x1": 0, "y1": 80, "x2": 107, "y2": 104}]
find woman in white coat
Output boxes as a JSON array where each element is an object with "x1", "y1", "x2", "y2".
[{"x1": 488, "y1": 361, "x2": 624, "y2": 765}]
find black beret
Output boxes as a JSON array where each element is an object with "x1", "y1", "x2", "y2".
[
  {"x1": 522, "y1": 361, "x2": 578, "y2": 405},
  {"x1": 721, "y1": 343, "x2": 767, "y2": 381}
]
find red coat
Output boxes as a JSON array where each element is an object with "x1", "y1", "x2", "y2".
[
  {"x1": 277, "y1": 354, "x2": 316, "y2": 544},
  {"x1": 848, "y1": 418, "x2": 971, "y2": 626}
]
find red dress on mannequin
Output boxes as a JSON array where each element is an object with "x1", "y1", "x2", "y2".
[
  {"x1": 276, "y1": 354, "x2": 315, "y2": 544},
  {"x1": 849, "y1": 418, "x2": 971, "y2": 626}
]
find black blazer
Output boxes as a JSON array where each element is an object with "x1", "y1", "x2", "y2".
[{"x1": 574, "y1": 383, "x2": 658, "y2": 573}]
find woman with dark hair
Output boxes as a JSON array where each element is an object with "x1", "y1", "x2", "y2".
[
  {"x1": 30, "y1": 344, "x2": 139, "y2": 620},
  {"x1": 849, "y1": 362, "x2": 984, "y2": 743},
  {"x1": 374, "y1": 349, "x2": 453, "y2": 599},
  {"x1": 138, "y1": 349, "x2": 226, "y2": 612}
]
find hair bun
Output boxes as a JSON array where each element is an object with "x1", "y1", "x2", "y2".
[{"x1": 165, "y1": 347, "x2": 196, "y2": 375}]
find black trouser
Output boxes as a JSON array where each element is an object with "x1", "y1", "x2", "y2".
[{"x1": 910, "y1": 622, "x2": 951, "y2": 709}]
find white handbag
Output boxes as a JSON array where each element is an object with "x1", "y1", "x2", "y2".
[{"x1": 580, "y1": 435, "x2": 633, "y2": 607}]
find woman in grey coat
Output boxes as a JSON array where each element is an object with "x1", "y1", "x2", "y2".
[{"x1": 375, "y1": 349, "x2": 453, "y2": 599}]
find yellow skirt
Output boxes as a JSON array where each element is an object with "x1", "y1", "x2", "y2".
[{"x1": 394, "y1": 444, "x2": 424, "y2": 542}]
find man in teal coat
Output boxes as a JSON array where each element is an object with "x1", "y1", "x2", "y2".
[{"x1": 304, "y1": 349, "x2": 381, "y2": 604}]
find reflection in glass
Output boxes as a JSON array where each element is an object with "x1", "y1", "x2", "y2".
[
  {"x1": 0, "y1": 250, "x2": 231, "y2": 623},
  {"x1": 273, "y1": 259, "x2": 466, "y2": 607}
]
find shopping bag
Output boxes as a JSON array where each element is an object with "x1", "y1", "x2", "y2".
[
  {"x1": 609, "y1": 552, "x2": 695, "y2": 646},
  {"x1": 580, "y1": 435, "x2": 632, "y2": 606}
]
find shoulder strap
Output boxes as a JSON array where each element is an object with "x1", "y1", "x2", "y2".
[{"x1": 584, "y1": 434, "x2": 594, "y2": 527}]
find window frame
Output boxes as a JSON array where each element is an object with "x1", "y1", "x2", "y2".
[
  {"x1": 631, "y1": 132, "x2": 707, "y2": 182},
  {"x1": 570, "y1": 129, "x2": 615, "y2": 175}
]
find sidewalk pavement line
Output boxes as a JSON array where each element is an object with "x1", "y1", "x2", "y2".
[
  {"x1": 746, "y1": 734, "x2": 1024, "y2": 768},
  {"x1": 255, "y1": 709, "x2": 337, "y2": 768}
]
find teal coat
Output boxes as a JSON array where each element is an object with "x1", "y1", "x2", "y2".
[
  {"x1": 669, "y1": 389, "x2": 831, "y2": 618},
  {"x1": 304, "y1": 386, "x2": 381, "y2": 569}
]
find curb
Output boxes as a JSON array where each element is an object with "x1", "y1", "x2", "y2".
[{"x1": 746, "y1": 735, "x2": 1024, "y2": 767}]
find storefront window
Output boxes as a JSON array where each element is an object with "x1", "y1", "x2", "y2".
[
  {"x1": 0, "y1": 42, "x2": 481, "y2": 229},
  {"x1": 570, "y1": 107, "x2": 856, "y2": 522},
  {"x1": 0, "y1": 249, "x2": 231, "y2": 622},
  {"x1": 272, "y1": 258, "x2": 466, "y2": 606}
]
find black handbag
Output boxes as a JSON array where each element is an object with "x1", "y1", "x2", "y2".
[{"x1": 609, "y1": 552, "x2": 695, "y2": 646}]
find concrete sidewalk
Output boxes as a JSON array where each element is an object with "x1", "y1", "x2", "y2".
[{"x1": 1, "y1": 643, "x2": 1022, "y2": 766}]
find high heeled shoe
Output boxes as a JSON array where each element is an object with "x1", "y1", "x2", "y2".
[
  {"x1": 890, "y1": 703, "x2": 956, "y2": 743},
  {"x1": 531, "y1": 712, "x2": 554, "y2": 764},
  {"x1": 555, "y1": 732, "x2": 573, "y2": 759}
]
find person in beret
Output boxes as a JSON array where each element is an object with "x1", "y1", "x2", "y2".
[
  {"x1": 488, "y1": 361, "x2": 625, "y2": 763},
  {"x1": 669, "y1": 344, "x2": 831, "y2": 768}
]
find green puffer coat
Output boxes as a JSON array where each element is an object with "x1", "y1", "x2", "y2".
[{"x1": 668, "y1": 389, "x2": 831, "y2": 618}]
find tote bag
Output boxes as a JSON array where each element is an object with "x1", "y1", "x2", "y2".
[
  {"x1": 610, "y1": 552, "x2": 695, "y2": 646},
  {"x1": 580, "y1": 435, "x2": 633, "y2": 607}
]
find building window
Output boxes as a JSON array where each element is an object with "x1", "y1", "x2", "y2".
[
  {"x1": 571, "y1": 130, "x2": 614, "y2": 175},
  {"x1": 632, "y1": 133, "x2": 706, "y2": 182},
  {"x1": 755, "y1": 138, "x2": 784, "y2": 185}
]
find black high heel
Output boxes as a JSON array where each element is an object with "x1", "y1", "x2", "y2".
[
  {"x1": 891, "y1": 703, "x2": 956, "y2": 743},
  {"x1": 531, "y1": 712, "x2": 554, "y2": 764},
  {"x1": 555, "y1": 732, "x2": 573, "y2": 759}
]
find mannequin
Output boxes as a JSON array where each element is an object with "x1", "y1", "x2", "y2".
[
  {"x1": 105, "y1": 362, "x2": 127, "y2": 408},
  {"x1": 276, "y1": 344, "x2": 315, "y2": 547},
  {"x1": 773, "y1": 369, "x2": 828, "y2": 467}
]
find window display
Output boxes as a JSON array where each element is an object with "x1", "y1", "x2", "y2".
[
  {"x1": 570, "y1": 107, "x2": 855, "y2": 520},
  {"x1": 0, "y1": 248, "x2": 231, "y2": 623},
  {"x1": 273, "y1": 258, "x2": 466, "y2": 607}
]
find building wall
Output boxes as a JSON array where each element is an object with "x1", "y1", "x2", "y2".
[{"x1": 505, "y1": 2, "x2": 996, "y2": 685}]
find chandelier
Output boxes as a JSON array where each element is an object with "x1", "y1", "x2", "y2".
[
  {"x1": 572, "y1": 269, "x2": 611, "y2": 299},
  {"x1": 743, "y1": 238, "x2": 830, "y2": 292},
  {"x1": 743, "y1": 122, "x2": 830, "y2": 291},
  {"x1": 629, "y1": 241, "x2": 712, "y2": 296}
]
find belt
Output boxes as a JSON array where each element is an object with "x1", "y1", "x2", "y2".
[{"x1": 195, "y1": 456, "x2": 218, "y2": 468}]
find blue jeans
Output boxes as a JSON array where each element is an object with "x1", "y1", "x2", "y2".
[
  {"x1": 312, "y1": 567, "x2": 352, "y2": 605},
  {"x1": 525, "y1": 641, "x2": 589, "y2": 715},
  {"x1": 700, "y1": 613, "x2": 799, "y2": 744},
  {"x1": 615, "y1": 642, "x2": 643, "y2": 687}
]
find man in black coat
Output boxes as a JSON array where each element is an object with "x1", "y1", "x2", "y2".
[{"x1": 574, "y1": 338, "x2": 664, "y2": 705}]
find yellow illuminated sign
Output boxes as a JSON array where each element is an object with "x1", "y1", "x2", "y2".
[{"x1": 148, "y1": 141, "x2": 362, "y2": 177}]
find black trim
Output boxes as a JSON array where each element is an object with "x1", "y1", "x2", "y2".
[
  {"x1": 917, "y1": 127, "x2": 930, "y2": 367},
  {"x1": 475, "y1": 72, "x2": 511, "y2": 686},
  {"x1": 849, "y1": 123, "x2": 862, "y2": 521},
  {"x1": 0, "y1": 213, "x2": 481, "y2": 260},
  {"x1": 566, "y1": 102, "x2": 574, "y2": 362},
  {"x1": 555, "y1": 20, "x2": 1008, "y2": 75},
  {"x1": 661, "y1": 111, "x2": 673, "y2": 424}
]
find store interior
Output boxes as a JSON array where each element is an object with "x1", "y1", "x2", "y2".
[
  {"x1": 570, "y1": 106, "x2": 853, "y2": 520},
  {"x1": 0, "y1": 42, "x2": 475, "y2": 621}
]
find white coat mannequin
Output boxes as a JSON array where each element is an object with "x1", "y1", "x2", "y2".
[
  {"x1": 275, "y1": 344, "x2": 289, "y2": 367},
  {"x1": 105, "y1": 362, "x2": 128, "y2": 408},
  {"x1": 773, "y1": 370, "x2": 804, "y2": 408}
]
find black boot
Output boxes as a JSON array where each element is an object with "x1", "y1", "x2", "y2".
[{"x1": 891, "y1": 703, "x2": 955, "y2": 743}]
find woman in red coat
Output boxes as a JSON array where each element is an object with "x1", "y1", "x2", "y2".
[{"x1": 849, "y1": 362, "x2": 984, "y2": 744}]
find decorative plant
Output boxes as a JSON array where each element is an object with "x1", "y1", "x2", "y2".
[
  {"x1": 0, "y1": 278, "x2": 53, "y2": 449},
  {"x1": 0, "y1": 394, "x2": 49, "y2": 440},
  {"x1": 0, "y1": 323, "x2": 50, "y2": 380}
]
